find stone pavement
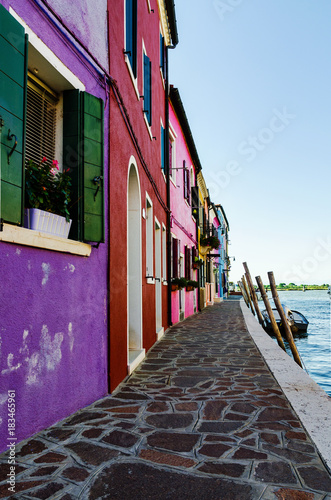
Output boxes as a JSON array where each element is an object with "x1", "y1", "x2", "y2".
[{"x1": 1, "y1": 301, "x2": 331, "y2": 499}]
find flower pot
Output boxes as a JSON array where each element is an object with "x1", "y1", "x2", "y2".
[
  {"x1": 171, "y1": 284, "x2": 179, "y2": 291},
  {"x1": 186, "y1": 286, "x2": 194, "y2": 291},
  {"x1": 24, "y1": 208, "x2": 72, "y2": 239},
  {"x1": 199, "y1": 245, "x2": 212, "y2": 256}
]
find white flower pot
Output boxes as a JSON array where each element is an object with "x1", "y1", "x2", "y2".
[{"x1": 24, "y1": 208, "x2": 72, "y2": 239}]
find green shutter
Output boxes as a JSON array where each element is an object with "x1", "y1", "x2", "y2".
[
  {"x1": 161, "y1": 125, "x2": 165, "y2": 172},
  {"x1": 143, "y1": 54, "x2": 152, "y2": 126},
  {"x1": 0, "y1": 5, "x2": 27, "y2": 225},
  {"x1": 125, "y1": 0, "x2": 137, "y2": 77},
  {"x1": 81, "y1": 92, "x2": 104, "y2": 243},
  {"x1": 63, "y1": 89, "x2": 104, "y2": 243}
]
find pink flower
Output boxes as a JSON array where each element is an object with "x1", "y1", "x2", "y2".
[
  {"x1": 52, "y1": 160, "x2": 59, "y2": 170},
  {"x1": 50, "y1": 168, "x2": 56, "y2": 176},
  {"x1": 42, "y1": 156, "x2": 47, "y2": 163}
]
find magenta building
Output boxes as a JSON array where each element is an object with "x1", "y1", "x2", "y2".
[{"x1": 169, "y1": 87, "x2": 202, "y2": 324}]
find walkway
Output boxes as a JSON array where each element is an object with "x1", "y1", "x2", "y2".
[{"x1": 1, "y1": 301, "x2": 331, "y2": 499}]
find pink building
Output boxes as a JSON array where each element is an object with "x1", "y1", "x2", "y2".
[{"x1": 169, "y1": 87, "x2": 202, "y2": 323}]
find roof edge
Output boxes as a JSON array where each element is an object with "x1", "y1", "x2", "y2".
[{"x1": 169, "y1": 86, "x2": 202, "y2": 173}]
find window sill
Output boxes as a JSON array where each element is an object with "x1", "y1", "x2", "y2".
[
  {"x1": 143, "y1": 113, "x2": 153, "y2": 139},
  {"x1": 124, "y1": 55, "x2": 140, "y2": 100},
  {"x1": 0, "y1": 224, "x2": 91, "y2": 257}
]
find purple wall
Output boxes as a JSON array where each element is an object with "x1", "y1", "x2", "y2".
[{"x1": 0, "y1": 0, "x2": 109, "y2": 452}]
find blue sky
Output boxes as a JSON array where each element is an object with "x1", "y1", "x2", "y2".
[{"x1": 169, "y1": 0, "x2": 331, "y2": 285}]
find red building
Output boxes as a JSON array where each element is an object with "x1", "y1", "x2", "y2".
[{"x1": 107, "y1": 0, "x2": 178, "y2": 390}]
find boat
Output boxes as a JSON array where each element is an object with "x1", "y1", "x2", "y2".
[{"x1": 261, "y1": 303, "x2": 309, "y2": 336}]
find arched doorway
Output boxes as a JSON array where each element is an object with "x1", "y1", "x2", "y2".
[{"x1": 127, "y1": 159, "x2": 144, "y2": 372}]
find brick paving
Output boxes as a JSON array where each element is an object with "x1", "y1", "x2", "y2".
[{"x1": 1, "y1": 300, "x2": 331, "y2": 499}]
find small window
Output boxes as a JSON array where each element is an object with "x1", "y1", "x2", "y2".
[
  {"x1": 161, "y1": 124, "x2": 165, "y2": 172},
  {"x1": 169, "y1": 128, "x2": 176, "y2": 183},
  {"x1": 160, "y1": 33, "x2": 165, "y2": 77},
  {"x1": 125, "y1": 0, "x2": 137, "y2": 77},
  {"x1": 146, "y1": 196, "x2": 153, "y2": 276},
  {"x1": 184, "y1": 246, "x2": 192, "y2": 280},
  {"x1": 162, "y1": 224, "x2": 166, "y2": 280},
  {"x1": 143, "y1": 52, "x2": 152, "y2": 126},
  {"x1": 183, "y1": 161, "x2": 191, "y2": 204},
  {"x1": 26, "y1": 73, "x2": 58, "y2": 169}
]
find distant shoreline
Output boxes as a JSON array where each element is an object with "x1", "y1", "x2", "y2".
[{"x1": 267, "y1": 287, "x2": 329, "y2": 291}]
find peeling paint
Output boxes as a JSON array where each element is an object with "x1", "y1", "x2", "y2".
[
  {"x1": 68, "y1": 323, "x2": 74, "y2": 352},
  {"x1": 68, "y1": 264, "x2": 75, "y2": 273},
  {"x1": 41, "y1": 263, "x2": 51, "y2": 285},
  {"x1": 40, "y1": 325, "x2": 63, "y2": 371},
  {"x1": 19, "y1": 330, "x2": 29, "y2": 357},
  {"x1": 2, "y1": 353, "x2": 22, "y2": 375},
  {"x1": 0, "y1": 394, "x2": 8, "y2": 406},
  {"x1": 15, "y1": 248, "x2": 21, "y2": 256},
  {"x1": 26, "y1": 352, "x2": 42, "y2": 385}
]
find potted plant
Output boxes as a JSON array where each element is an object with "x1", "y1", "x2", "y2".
[
  {"x1": 193, "y1": 257, "x2": 203, "y2": 269},
  {"x1": 171, "y1": 277, "x2": 188, "y2": 291},
  {"x1": 200, "y1": 234, "x2": 220, "y2": 249},
  {"x1": 185, "y1": 280, "x2": 198, "y2": 291},
  {"x1": 25, "y1": 157, "x2": 72, "y2": 238}
]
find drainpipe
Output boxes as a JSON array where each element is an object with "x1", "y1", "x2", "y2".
[{"x1": 165, "y1": 46, "x2": 172, "y2": 326}]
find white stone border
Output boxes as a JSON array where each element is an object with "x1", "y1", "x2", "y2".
[{"x1": 240, "y1": 299, "x2": 331, "y2": 472}]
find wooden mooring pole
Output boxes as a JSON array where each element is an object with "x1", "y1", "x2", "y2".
[
  {"x1": 242, "y1": 275, "x2": 255, "y2": 315},
  {"x1": 238, "y1": 281, "x2": 249, "y2": 308},
  {"x1": 268, "y1": 271, "x2": 302, "y2": 368},
  {"x1": 255, "y1": 275, "x2": 286, "y2": 352},
  {"x1": 243, "y1": 262, "x2": 264, "y2": 325}
]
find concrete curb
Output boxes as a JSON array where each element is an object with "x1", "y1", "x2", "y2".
[{"x1": 240, "y1": 298, "x2": 331, "y2": 472}]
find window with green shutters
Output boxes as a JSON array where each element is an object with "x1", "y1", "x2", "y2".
[
  {"x1": 125, "y1": 0, "x2": 137, "y2": 78},
  {"x1": 160, "y1": 33, "x2": 165, "y2": 77},
  {"x1": 143, "y1": 53, "x2": 152, "y2": 126},
  {"x1": 0, "y1": 5, "x2": 105, "y2": 244},
  {"x1": 0, "y1": 4, "x2": 27, "y2": 226},
  {"x1": 160, "y1": 124, "x2": 165, "y2": 173},
  {"x1": 63, "y1": 90, "x2": 104, "y2": 243}
]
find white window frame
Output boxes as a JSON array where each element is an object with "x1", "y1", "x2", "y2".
[
  {"x1": 162, "y1": 223, "x2": 167, "y2": 283},
  {"x1": 169, "y1": 122, "x2": 177, "y2": 185},
  {"x1": 146, "y1": 193, "x2": 154, "y2": 283},
  {"x1": 142, "y1": 41, "x2": 153, "y2": 139}
]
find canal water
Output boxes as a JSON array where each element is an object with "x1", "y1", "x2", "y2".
[{"x1": 266, "y1": 290, "x2": 331, "y2": 397}]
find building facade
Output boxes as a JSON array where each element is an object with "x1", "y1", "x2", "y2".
[
  {"x1": 0, "y1": 0, "x2": 230, "y2": 453},
  {"x1": 168, "y1": 87, "x2": 200, "y2": 323},
  {"x1": 107, "y1": 0, "x2": 177, "y2": 389},
  {"x1": 0, "y1": 0, "x2": 109, "y2": 451}
]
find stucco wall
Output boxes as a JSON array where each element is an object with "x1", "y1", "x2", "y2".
[
  {"x1": 0, "y1": 0, "x2": 109, "y2": 451},
  {"x1": 107, "y1": 0, "x2": 169, "y2": 390},
  {"x1": 169, "y1": 104, "x2": 198, "y2": 324}
]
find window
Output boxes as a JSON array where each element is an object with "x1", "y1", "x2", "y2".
[
  {"x1": 143, "y1": 52, "x2": 152, "y2": 126},
  {"x1": 191, "y1": 186, "x2": 199, "y2": 221},
  {"x1": 146, "y1": 196, "x2": 153, "y2": 277},
  {"x1": 169, "y1": 127, "x2": 176, "y2": 182},
  {"x1": 161, "y1": 124, "x2": 165, "y2": 173},
  {"x1": 162, "y1": 224, "x2": 166, "y2": 281},
  {"x1": 160, "y1": 33, "x2": 165, "y2": 78},
  {"x1": 125, "y1": 0, "x2": 137, "y2": 78},
  {"x1": 183, "y1": 161, "x2": 191, "y2": 204},
  {"x1": 26, "y1": 73, "x2": 57, "y2": 167},
  {"x1": 171, "y1": 236, "x2": 180, "y2": 278},
  {"x1": 0, "y1": 6, "x2": 104, "y2": 243},
  {"x1": 184, "y1": 246, "x2": 192, "y2": 281}
]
